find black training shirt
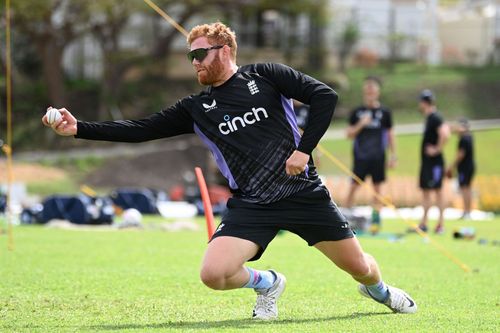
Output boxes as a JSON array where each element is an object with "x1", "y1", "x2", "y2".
[
  {"x1": 348, "y1": 106, "x2": 392, "y2": 160},
  {"x1": 421, "y1": 111, "x2": 444, "y2": 162},
  {"x1": 458, "y1": 134, "x2": 474, "y2": 171},
  {"x1": 76, "y1": 63, "x2": 337, "y2": 204}
]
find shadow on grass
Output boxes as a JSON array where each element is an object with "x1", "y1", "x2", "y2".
[{"x1": 81, "y1": 311, "x2": 390, "y2": 331}]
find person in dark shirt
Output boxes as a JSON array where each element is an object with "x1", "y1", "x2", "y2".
[
  {"x1": 293, "y1": 100, "x2": 310, "y2": 131},
  {"x1": 446, "y1": 118, "x2": 475, "y2": 219},
  {"x1": 42, "y1": 22, "x2": 416, "y2": 318},
  {"x1": 346, "y1": 76, "x2": 396, "y2": 234},
  {"x1": 418, "y1": 90, "x2": 450, "y2": 234}
]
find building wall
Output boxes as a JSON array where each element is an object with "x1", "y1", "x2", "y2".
[
  {"x1": 439, "y1": 1, "x2": 499, "y2": 65},
  {"x1": 327, "y1": 0, "x2": 435, "y2": 63},
  {"x1": 440, "y1": 14, "x2": 493, "y2": 64}
]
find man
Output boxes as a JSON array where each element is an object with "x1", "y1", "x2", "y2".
[
  {"x1": 293, "y1": 100, "x2": 310, "y2": 131},
  {"x1": 43, "y1": 22, "x2": 416, "y2": 319},
  {"x1": 418, "y1": 89, "x2": 450, "y2": 233},
  {"x1": 446, "y1": 118, "x2": 475, "y2": 219},
  {"x1": 345, "y1": 76, "x2": 396, "y2": 234}
]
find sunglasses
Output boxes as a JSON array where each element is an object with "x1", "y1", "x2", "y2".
[{"x1": 187, "y1": 45, "x2": 224, "y2": 62}]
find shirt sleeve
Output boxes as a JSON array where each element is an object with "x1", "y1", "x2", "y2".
[
  {"x1": 431, "y1": 113, "x2": 444, "y2": 131},
  {"x1": 75, "y1": 99, "x2": 195, "y2": 142},
  {"x1": 384, "y1": 108, "x2": 393, "y2": 129},
  {"x1": 251, "y1": 63, "x2": 338, "y2": 155},
  {"x1": 349, "y1": 109, "x2": 359, "y2": 126},
  {"x1": 458, "y1": 137, "x2": 471, "y2": 152}
]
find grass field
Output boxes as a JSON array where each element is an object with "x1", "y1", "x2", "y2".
[
  {"x1": 1, "y1": 216, "x2": 499, "y2": 332},
  {"x1": 317, "y1": 128, "x2": 500, "y2": 176}
]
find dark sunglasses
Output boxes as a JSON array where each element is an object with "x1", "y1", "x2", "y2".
[{"x1": 187, "y1": 45, "x2": 224, "y2": 62}]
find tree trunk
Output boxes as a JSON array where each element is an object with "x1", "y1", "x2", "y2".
[
  {"x1": 155, "y1": 8, "x2": 194, "y2": 54},
  {"x1": 38, "y1": 41, "x2": 67, "y2": 107},
  {"x1": 98, "y1": 51, "x2": 126, "y2": 121},
  {"x1": 308, "y1": 7, "x2": 325, "y2": 71}
]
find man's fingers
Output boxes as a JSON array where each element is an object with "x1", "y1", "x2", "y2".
[
  {"x1": 42, "y1": 115, "x2": 49, "y2": 126},
  {"x1": 286, "y1": 164, "x2": 305, "y2": 176},
  {"x1": 286, "y1": 165, "x2": 295, "y2": 176},
  {"x1": 54, "y1": 119, "x2": 66, "y2": 132},
  {"x1": 58, "y1": 109, "x2": 69, "y2": 121}
]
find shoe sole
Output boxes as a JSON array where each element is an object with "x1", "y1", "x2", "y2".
[{"x1": 358, "y1": 285, "x2": 417, "y2": 314}]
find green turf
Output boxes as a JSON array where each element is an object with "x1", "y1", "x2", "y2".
[
  {"x1": 1, "y1": 216, "x2": 499, "y2": 332},
  {"x1": 317, "y1": 128, "x2": 500, "y2": 176}
]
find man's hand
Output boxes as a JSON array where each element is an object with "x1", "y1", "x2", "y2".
[
  {"x1": 347, "y1": 113, "x2": 372, "y2": 139},
  {"x1": 445, "y1": 167, "x2": 453, "y2": 179},
  {"x1": 42, "y1": 108, "x2": 78, "y2": 136},
  {"x1": 359, "y1": 113, "x2": 372, "y2": 127},
  {"x1": 425, "y1": 144, "x2": 441, "y2": 157},
  {"x1": 286, "y1": 150, "x2": 310, "y2": 176},
  {"x1": 388, "y1": 155, "x2": 397, "y2": 168}
]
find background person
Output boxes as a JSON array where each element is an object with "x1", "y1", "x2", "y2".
[
  {"x1": 43, "y1": 22, "x2": 416, "y2": 320},
  {"x1": 345, "y1": 76, "x2": 396, "y2": 234},
  {"x1": 293, "y1": 100, "x2": 310, "y2": 131},
  {"x1": 418, "y1": 89, "x2": 450, "y2": 234},
  {"x1": 446, "y1": 118, "x2": 475, "y2": 219}
]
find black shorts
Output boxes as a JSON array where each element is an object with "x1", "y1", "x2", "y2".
[
  {"x1": 211, "y1": 185, "x2": 354, "y2": 261},
  {"x1": 352, "y1": 158, "x2": 386, "y2": 183},
  {"x1": 420, "y1": 159, "x2": 444, "y2": 189},
  {"x1": 458, "y1": 167, "x2": 475, "y2": 187}
]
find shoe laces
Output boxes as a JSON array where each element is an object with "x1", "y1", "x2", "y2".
[
  {"x1": 254, "y1": 292, "x2": 276, "y2": 314},
  {"x1": 387, "y1": 290, "x2": 408, "y2": 311}
]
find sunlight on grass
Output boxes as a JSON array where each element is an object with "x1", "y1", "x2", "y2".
[{"x1": 0, "y1": 216, "x2": 498, "y2": 332}]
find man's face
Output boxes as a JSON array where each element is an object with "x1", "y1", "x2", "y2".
[
  {"x1": 363, "y1": 81, "x2": 380, "y2": 102},
  {"x1": 418, "y1": 101, "x2": 427, "y2": 114},
  {"x1": 457, "y1": 123, "x2": 468, "y2": 134},
  {"x1": 189, "y1": 37, "x2": 225, "y2": 86}
]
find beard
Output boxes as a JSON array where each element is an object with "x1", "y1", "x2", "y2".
[{"x1": 197, "y1": 53, "x2": 225, "y2": 86}]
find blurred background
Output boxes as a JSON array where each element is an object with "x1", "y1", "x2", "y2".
[{"x1": 1, "y1": 0, "x2": 499, "y2": 217}]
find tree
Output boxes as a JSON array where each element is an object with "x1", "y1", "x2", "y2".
[
  {"x1": 7, "y1": 0, "x2": 330, "y2": 128},
  {"x1": 87, "y1": 0, "x2": 230, "y2": 120},
  {"x1": 88, "y1": 1, "x2": 139, "y2": 120},
  {"x1": 385, "y1": 5, "x2": 408, "y2": 72},
  {"x1": 307, "y1": 1, "x2": 328, "y2": 71},
  {"x1": 10, "y1": 0, "x2": 91, "y2": 106},
  {"x1": 386, "y1": 32, "x2": 408, "y2": 71},
  {"x1": 338, "y1": 20, "x2": 360, "y2": 73}
]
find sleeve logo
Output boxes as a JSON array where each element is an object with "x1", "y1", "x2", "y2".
[
  {"x1": 202, "y1": 99, "x2": 217, "y2": 112},
  {"x1": 247, "y1": 80, "x2": 260, "y2": 95}
]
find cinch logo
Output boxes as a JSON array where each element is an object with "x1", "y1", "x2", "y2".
[
  {"x1": 218, "y1": 107, "x2": 269, "y2": 135},
  {"x1": 202, "y1": 99, "x2": 217, "y2": 112}
]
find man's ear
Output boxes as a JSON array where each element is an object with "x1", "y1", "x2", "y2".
[{"x1": 222, "y1": 45, "x2": 231, "y2": 60}]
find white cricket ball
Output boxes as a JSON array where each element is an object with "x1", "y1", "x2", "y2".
[
  {"x1": 46, "y1": 108, "x2": 62, "y2": 125},
  {"x1": 122, "y1": 208, "x2": 143, "y2": 225}
]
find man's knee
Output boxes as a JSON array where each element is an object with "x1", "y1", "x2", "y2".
[
  {"x1": 200, "y1": 266, "x2": 227, "y2": 290},
  {"x1": 200, "y1": 263, "x2": 242, "y2": 290},
  {"x1": 345, "y1": 254, "x2": 372, "y2": 278}
]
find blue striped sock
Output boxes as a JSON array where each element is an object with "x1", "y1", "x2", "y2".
[
  {"x1": 243, "y1": 268, "x2": 276, "y2": 289},
  {"x1": 365, "y1": 281, "x2": 389, "y2": 302}
]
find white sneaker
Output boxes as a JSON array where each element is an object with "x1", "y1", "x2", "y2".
[
  {"x1": 252, "y1": 270, "x2": 286, "y2": 320},
  {"x1": 358, "y1": 284, "x2": 417, "y2": 314}
]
